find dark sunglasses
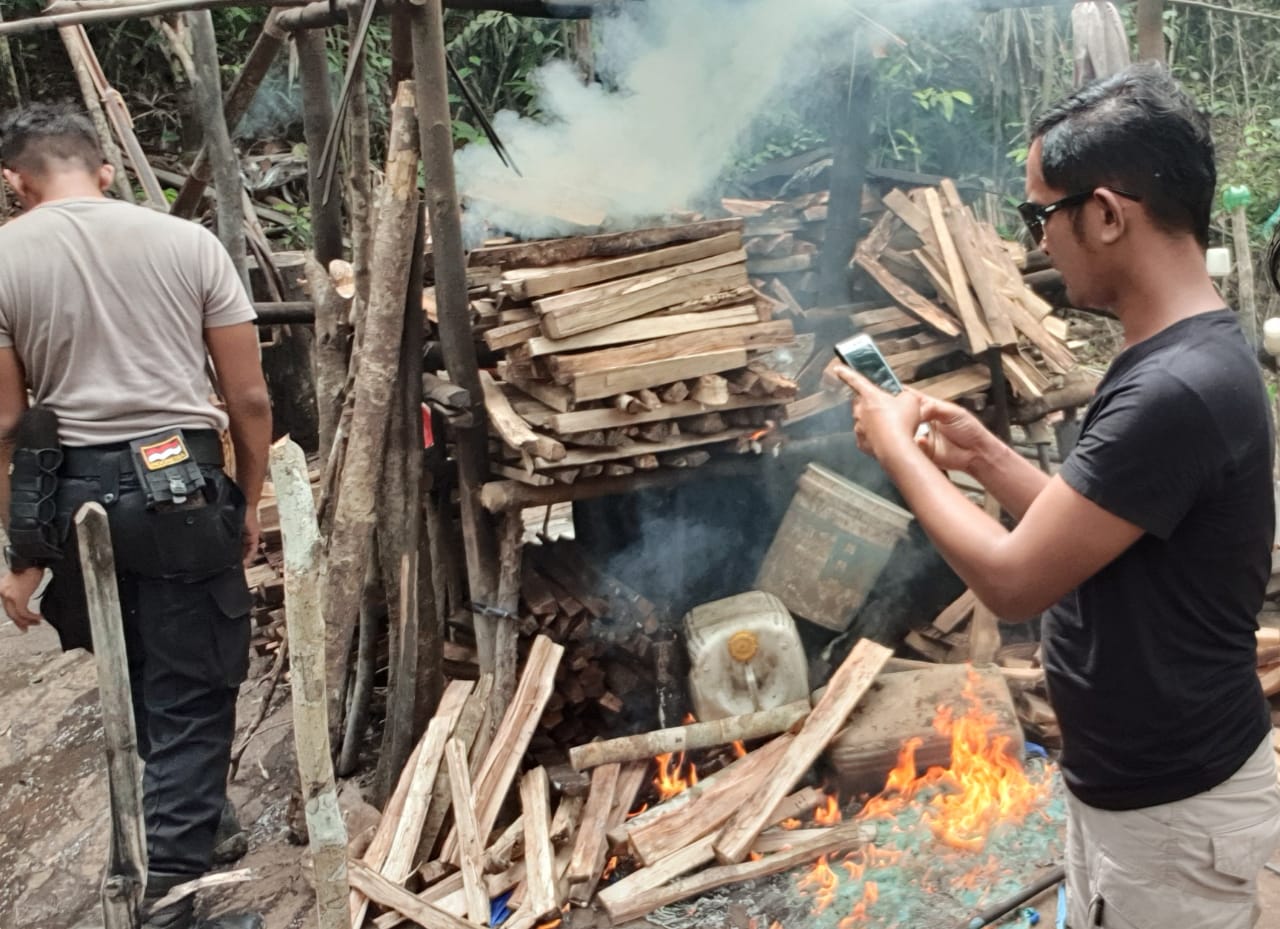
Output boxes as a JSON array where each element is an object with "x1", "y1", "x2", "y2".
[{"x1": 1017, "y1": 187, "x2": 1143, "y2": 244}]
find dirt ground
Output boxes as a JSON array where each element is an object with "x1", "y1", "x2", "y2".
[
  {"x1": 0, "y1": 620, "x2": 314, "y2": 929},
  {"x1": 4, "y1": 621, "x2": 1280, "y2": 929}
]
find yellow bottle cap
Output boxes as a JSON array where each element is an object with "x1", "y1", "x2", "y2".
[{"x1": 728, "y1": 631, "x2": 759, "y2": 663}]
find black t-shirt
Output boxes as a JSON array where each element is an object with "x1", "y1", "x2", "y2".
[{"x1": 1043, "y1": 309, "x2": 1274, "y2": 811}]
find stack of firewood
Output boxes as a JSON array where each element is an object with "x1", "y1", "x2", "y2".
[
  {"x1": 518, "y1": 540, "x2": 671, "y2": 758},
  {"x1": 449, "y1": 221, "x2": 801, "y2": 487},
  {"x1": 345, "y1": 636, "x2": 893, "y2": 929},
  {"x1": 727, "y1": 181, "x2": 1083, "y2": 422}
]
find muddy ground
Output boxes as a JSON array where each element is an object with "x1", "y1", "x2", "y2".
[{"x1": 4, "y1": 620, "x2": 1280, "y2": 929}]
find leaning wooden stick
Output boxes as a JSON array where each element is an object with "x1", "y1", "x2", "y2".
[
  {"x1": 569, "y1": 699, "x2": 809, "y2": 770},
  {"x1": 77, "y1": 502, "x2": 146, "y2": 929},
  {"x1": 713, "y1": 639, "x2": 892, "y2": 864},
  {"x1": 269, "y1": 438, "x2": 351, "y2": 929}
]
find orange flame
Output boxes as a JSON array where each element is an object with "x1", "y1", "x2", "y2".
[
  {"x1": 731, "y1": 739, "x2": 748, "y2": 759},
  {"x1": 795, "y1": 670, "x2": 1051, "y2": 924},
  {"x1": 797, "y1": 855, "x2": 840, "y2": 914},
  {"x1": 601, "y1": 856, "x2": 619, "y2": 881},
  {"x1": 626, "y1": 802, "x2": 649, "y2": 820},
  {"x1": 653, "y1": 752, "x2": 699, "y2": 801},
  {"x1": 814, "y1": 793, "x2": 843, "y2": 826},
  {"x1": 780, "y1": 817, "x2": 802, "y2": 831}
]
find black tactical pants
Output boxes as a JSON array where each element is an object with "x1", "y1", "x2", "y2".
[{"x1": 39, "y1": 439, "x2": 252, "y2": 879}]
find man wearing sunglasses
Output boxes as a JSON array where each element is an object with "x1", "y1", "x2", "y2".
[{"x1": 834, "y1": 63, "x2": 1280, "y2": 927}]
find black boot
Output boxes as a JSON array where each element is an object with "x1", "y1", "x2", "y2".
[
  {"x1": 210, "y1": 800, "x2": 249, "y2": 865},
  {"x1": 143, "y1": 872, "x2": 264, "y2": 929}
]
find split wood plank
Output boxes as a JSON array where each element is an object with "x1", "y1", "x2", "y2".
[
  {"x1": 625, "y1": 734, "x2": 795, "y2": 866},
  {"x1": 913, "y1": 365, "x2": 992, "y2": 402},
  {"x1": 884, "y1": 341, "x2": 964, "y2": 382},
  {"x1": 442, "y1": 636, "x2": 564, "y2": 865},
  {"x1": 599, "y1": 788, "x2": 828, "y2": 911},
  {"x1": 855, "y1": 255, "x2": 962, "y2": 339},
  {"x1": 603, "y1": 821, "x2": 878, "y2": 925},
  {"x1": 519, "y1": 767, "x2": 558, "y2": 921},
  {"x1": 539, "y1": 260, "x2": 750, "y2": 340},
  {"x1": 350, "y1": 679, "x2": 473, "y2": 927},
  {"x1": 1001, "y1": 351, "x2": 1049, "y2": 400},
  {"x1": 570, "y1": 700, "x2": 808, "y2": 770},
  {"x1": 933, "y1": 590, "x2": 978, "y2": 634},
  {"x1": 479, "y1": 371, "x2": 566, "y2": 463},
  {"x1": 549, "y1": 321, "x2": 795, "y2": 383},
  {"x1": 506, "y1": 232, "x2": 744, "y2": 299},
  {"x1": 526, "y1": 306, "x2": 759, "y2": 357},
  {"x1": 524, "y1": 394, "x2": 779, "y2": 436},
  {"x1": 484, "y1": 318, "x2": 543, "y2": 351},
  {"x1": 501, "y1": 366, "x2": 576, "y2": 414},
  {"x1": 420, "y1": 675, "x2": 495, "y2": 871},
  {"x1": 445, "y1": 739, "x2": 489, "y2": 926},
  {"x1": 535, "y1": 250, "x2": 747, "y2": 316},
  {"x1": 382, "y1": 683, "x2": 476, "y2": 882},
  {"x1": 920, "y1": 188, "x2": 991, "y2": 353},
  {"x1": 371, "y1": 876, "x2": 468, "y2": 929},
  {"x1": 881, "y1": 188, "x2": 931, "y2": 240},
  {"x1": 565, "y1": 762, "x2": 620, "y2": 902},
  {"x1": 569, "y1": 350, "x2": 749, "y2": 402},
  {"x1": 853, "y1": 210, "x2": 899, "y2": 263},
  {"x1": 938, "y1": 179, "x2": 1017, "y2": 346},
  {"x1": 532, "y1": 428, "x2": 753, "y2": 469},
  {"x1": 468, "y1": 218, "x2": 744, "y2": 269},
  {"x1": 350, "y1": 863, "x2": 475, "y2": 929},
  {"x1": 713, "y1": 639, "x2": 892, "y2": 864}
]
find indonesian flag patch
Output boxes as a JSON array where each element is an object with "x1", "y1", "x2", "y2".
[{"x1": 138, "y1": 434, "x2": 190, "y2": 471}]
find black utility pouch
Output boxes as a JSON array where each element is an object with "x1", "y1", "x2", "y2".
[
  {"x1": 128, "y1": 430, "x2": 206, "y2": 508},
  {"x1": 8, "y1": 407, "x2": 63, "y2": 562}
]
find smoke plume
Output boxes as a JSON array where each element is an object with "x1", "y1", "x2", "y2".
[{"x1": 455, "y1": 0, "x2": 860, "y2": 243}]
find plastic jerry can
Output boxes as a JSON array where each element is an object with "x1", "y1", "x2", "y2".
[{"x1": 683, "y1": 590, "x2": 810, "y2": 722}]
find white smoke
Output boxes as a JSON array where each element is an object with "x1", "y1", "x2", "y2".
[{"x1": 455, "y1": 0, "x2": 860, "y2": 243}]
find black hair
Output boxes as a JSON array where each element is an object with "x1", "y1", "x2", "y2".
[
  {"x1": 0, "y1": 102, "x2": 106, "y2": 176},
  {"x1": 1032, "y1": 62, "x2": 1215, "y2": 249}
]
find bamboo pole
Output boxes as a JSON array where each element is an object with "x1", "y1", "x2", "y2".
[
  {"x1": 57, "y1": 26, "x2": 134, "y2": 202},
  {"x1": 76, "y1": 504, "x2": 146, "y2": 929},
  {"x1": 409, "y1": 0, "x2": 501, "y2": 678},
  {"x1": 321, "y1": 82, "x2": 419, "y2": 738},
  {"x1": 297, "y1": 26, "x2": 345, "y2": 267},
  {"x1": 271, "y1": 438, "x2": 351, "y2": 929},
  {"x1": 172, "y1": 11, "x2": 286, "y2": 219},
  {"x1": 185, "y1": 10, "x2": 248, "y2": 286}
]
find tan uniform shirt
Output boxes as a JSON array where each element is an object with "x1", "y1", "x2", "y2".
[{"x1": 0, "y1": 197, "x2": 256, "y2": 446}]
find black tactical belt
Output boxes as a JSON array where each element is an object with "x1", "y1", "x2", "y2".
[{"x1": 61, "y1": 429, "x2": 224, "y2": 478}]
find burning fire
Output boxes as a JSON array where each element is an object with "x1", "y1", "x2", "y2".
[
  {"x1": 793, "y1": 671, "x2": 1054, "y2": 925},
  {"x1": 857, "y1": 674, "x2": 1048, "y2": 852},
  {"x1": 654, "y1": 751, "x2": 699, "y2": 801}
]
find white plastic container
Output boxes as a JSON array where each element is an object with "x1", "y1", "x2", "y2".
[{"x1": 684, "y1": 591, "x2": 810, "y2": 722}]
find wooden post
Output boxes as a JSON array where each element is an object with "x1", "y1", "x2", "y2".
[
  {"x1": 306, "y1": 255, "x2": 353, "y2": 460},
  {"x1": 408, "y1": 0, "x2": 500, "y2": 675},
  {"x1": 1137, "y1": 0, "x2": 1166, "y2": 62},
  {"x1": 0, "y1": 9, "x2": 20, "y2": 111},
  {"x1": 492, "y1": 510, "x2": 523, "y2": 723},
  {"x1": 336, "y1": 549, "x2": 382, "y2": 777},
  {"x1": 186, "y1": 10, "x2": 248, "y2": 287},
  {"x1": 270, "y1": 438, "x2": 351, "y2": 929},
  {"x1": 75, "y1": 503, "x2": 146, "y2": 929},
  {"x1": 322, "y1": 81, "x2": 419, "y2": 738},
  {"x1": 818, "y1": 62, "x2": 874, "y2": 306},
  {"x1": 58, "y1": 26, "x2": 135, "y2": 203},
  {"x1": 1232, "y1": 204, "x2": 1259, "y2": 349},
  {"x1": 346, "y1": 17, "x2": 374, "y2": 311},
  {"x1": 297, "y1": 26, "x2": 345, "y2": 266},
  {"x1": 172, "y1": 11, "x2": 286, "y2": 218}
]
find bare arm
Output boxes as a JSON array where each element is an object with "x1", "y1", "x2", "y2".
[
  {"x1": 967, "y1": 434, "x2": 1051, "y2": 520},
  {"x1": 877, "y1": 437, "x2": 1143, "y2": 619},
  {"x1": 204, "y1": 323, "x2": 271, "y2": 562}
]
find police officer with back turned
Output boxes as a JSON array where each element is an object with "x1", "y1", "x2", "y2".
[{"x1": 0, "y1": 103, "x2": 271, "y2": 929}]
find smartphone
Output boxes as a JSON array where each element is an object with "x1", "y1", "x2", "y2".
[{"x1": 833, "y1": 334, "x2": 903, "y2": 395}]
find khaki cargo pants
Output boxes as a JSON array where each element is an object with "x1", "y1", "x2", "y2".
[{"x1": 1066, "y1": 735, "x2": 1280, "y2": 928}]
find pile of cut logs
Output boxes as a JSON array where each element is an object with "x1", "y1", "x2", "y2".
[
  {"x1": 729, "y1": 181, "x2": 1082, "y2": 422},
  {"x1": 345, "y1": 636, "x2": 894, "y2": 929},
  {"x1": 450, "y1": 221, "x2": 801, "y2": 487}
]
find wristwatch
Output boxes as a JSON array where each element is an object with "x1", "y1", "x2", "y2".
[{"x1": 4, "y1": 546, "x2": 43, "y2": 573}]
